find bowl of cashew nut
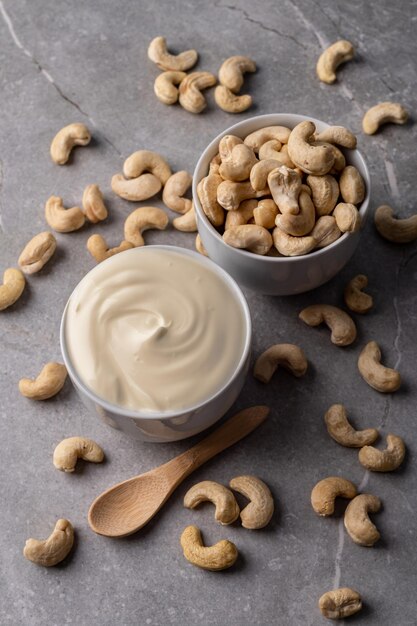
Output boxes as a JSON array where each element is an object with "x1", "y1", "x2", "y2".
[{"x1": 193, "y1": 113, "x2": 371, "y2": 295}]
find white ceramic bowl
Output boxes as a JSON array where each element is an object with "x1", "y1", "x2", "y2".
[
  {"x1": 193, "y1": 113, "x2": 371, "y2": 296},
  {"x1": 60, "y1": 246, "x2": 252, "y2": 443}
]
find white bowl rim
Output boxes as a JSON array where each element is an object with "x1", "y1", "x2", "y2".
[
  {"x1": 192, "y1": 112, "x2": 371, "y2": 263},
  {"x1": 60, "y1": 245, "x2": 252, "y2": 421}
]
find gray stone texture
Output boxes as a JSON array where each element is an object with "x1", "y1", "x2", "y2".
[{"x1": 1, "y1": 0, "x2": 417, "y2": 624}]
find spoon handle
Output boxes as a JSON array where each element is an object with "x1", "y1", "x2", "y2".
[{"x1": 167, "y1": 405, "x2": 269, "y2": 482}]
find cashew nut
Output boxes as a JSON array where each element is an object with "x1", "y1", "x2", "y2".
[
  {"x1": 154, "y1": 71, "x2": 186, "y2": 104},
  {"x1": 272, "y1": 227, "x2": 316, "y2": 257},
  {"x1": 18, "y1": 232, "x2": 57, "y2": 275},
  {"x1": 258, "y1": 139, "x2": 281, "y2": 159},
  {"x1": 178, "y1": 72, "x2": 217, "y2": 114},
  {"x1": 333, "y1": 203, "x2": 361, "y2": 233},
  {"x1": 306, "y1": 174, "x2": 339, "y2": 216},
  {"x1": 0, "y1": 268, "x2": 25, "y2": 311},
  {"x1": 219, "y1": 134, "x2": 243, "y2": 160},
  {"x1": 253, "y1": 199, "x2": 278, "y2": 229},
  {"x1": 180, "y1": 525, "x2": 238, "y2": 571},
  {"x1": 86, "y1": 235, "x2": 134, "y2": 263},
  {"x1": 82, "y1": 184, "x2": 108, "y2": 223},
  {"x1": 229, "y1": 475, "x2": 274, "y2": 529},
  {"x1": 184, "y1": 481, "x2": 240, "y2": 525},
  {"x1": 162, "y1": 170, "x2": 192, "y2": 213},
  {"x1": 315, "y1": 126, "x2": 357, "y2": 149},
  {"x1": 197, "y1": 173, "x2": 225, "y2": 226},
  {"x1": 123, "y1": 150, "x2": 171, "y2": 185},
  {"x1": 339, "y1": 166, "x2": 365, "y2": 205},
  {"x1": 358, "y1": 434, "x2": 406, "y2": 472},
  {"x1": 111, "y1": 173, "x2": 162, "y2": 202},
  {"x1": 225, "y1": 199, "x2": 257, "y2": 229},
  {"x1": 172, "y1": 203, "x2": 197, "y2": 232},
  {"x1": 244, "y1": 126, "x2": 291, "y2": 152},
  {"x1": 362, "y1": 102, "x2": 408, "y2": 135},
  {"x1": 219, "y1": 143, "x2": 257, "y2": 182},
  {"x1": 311, "y1": 215, "x2": 342, "y2": 249},
  {"x1": 147, "y1": 36, "x2": 198, "y2": 71},
  {"x1": 195, "y1": 234, "x2": 208, "y2": 256},
  {"x1": 319, "y1": 588, "x2": 362, "y2": 620},
  {"x1": 124, "y1": 206, "x2": 169, "y2": 247},
  {"x1": 344, "y1": 275, "x2": 373, "y2": 314},
  {"x1": 23, "y1": 519, "x2": 74, "y2": 567},
  {"x1": 358, "y1": 340, "x2": 401, "y2": 392},
  {"x1": 374, "y1": 204, "x2": 417, "y2": 243},
  {"x1": 287, "y1": 121, "x2": 335, "y2": 175},
  {"x1": 324, "y1": 404, "x2": 378, "y2": 447},
  {"x1": 217, "y1": 180, "x2": 267, "y2": 211},
  {"x1": 19, "y1": 362, "x2": 67, "y2": 400},
  {"x1": 53, "y1": 436, "x2": 104, "y2": 472},
  {"x1": 50, "y1": 123, "x2": 91, "y2": 165},
  {"x1": 311, "y1": 477, "x2": 357, "y2": 516},
  {"x1": 214, "y1": 85, "x2": 252, "y2": 113},
  {"x1": 218, "y1": 55, "x2": 256, "y2": 92},
  {"x1": 344, "y1": 494, "x2": 381, "y2": 546},
  {"x1": 250, "y1": 159, "x2": 284, "y2": 191},
  {"x1": 223, "y1": 224, "x2": 272, "y2": 255},
  {"x1": 275, "y1": 190, "x2": 315, "y2": 236},
  {"x1": 316, "y1": 40, "x2": 355, "y2": 84},
  {"x1": 299, "y1": 304, "x2": 357, "y2": 346},
  {"x1": 268, "y1": 166, "x2": 302, "y2": 215},
  {"x1": 254, "y1": 344, "x2": 308, "y2": 383},
  {"x1": 45, "y1": 196, "x2": 86, "y2": 233}
]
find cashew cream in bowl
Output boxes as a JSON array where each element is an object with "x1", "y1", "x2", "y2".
[{"x1": 61, "y1": 246, "x2": 251, "y2": 442}]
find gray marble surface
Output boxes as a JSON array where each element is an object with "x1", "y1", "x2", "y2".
[{"x1": 1, "y1": 0, "x2": 417, "y2": 624}]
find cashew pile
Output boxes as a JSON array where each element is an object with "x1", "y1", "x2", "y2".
[{"x1": 197, "y1": 122, "x2": 365, "y2": 256}]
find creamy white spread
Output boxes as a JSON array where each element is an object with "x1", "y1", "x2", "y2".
[{"x1": 65, "y1": 247, "x2": 246, "y2": 412}]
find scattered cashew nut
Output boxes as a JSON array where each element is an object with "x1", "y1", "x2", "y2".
[
  {"x1": 183, "y1": 481, "x2": 240, "y2": 525},
  {"x1": 154, "y1": 71, "x2": 186, "y2": 105},
  {"x1": 254, "y1": 344, "x2": 308, "y2": 383},
  {"x1": 45, "y1": 196, "x2": 86, "y2": 233},
  {"x1": 180, "y1": 525, "x2": 238, "y2": 571},
  {"x1": 362, "y1": 102, "x2": 408, "y2": 135},
  {"x1": 324, "y1": 404, "x2": 378, "y2": 448},
  {"x1": 123, "y1": 150, "x2": 171, "y2": 185},
  {"x1": 319, "y1": 588, "x2": 362, "y2": 620},
  {"x1": 82, "y1": 184, "x2": 108, "y2": 223},
  {"x1": 53, "y1": 436, "x2": 104, "y2": 472},
  {"x1": 299, "y1": 304, "x2": 357, "y2": 346},
  {"x1": 124, "y1": 207, "x2": 169, "y2": 247},
  {"x1": 19, "y1": 362, "x2": 67, "y2": 400},
  {"x1": 316, "y1": 40, "x2": 355, "y2": 84},
  {"x1": 23, "y1": 519, "x2": 74, "y2": 567},
  {"x1": 307, "y1": 174, "x2": 339, "y2": 216},
  {"x1": 223, "y1": 224, "x2": 272, "y2": 255},
  {"x1": 344, "y1": 494, "x2": 381, "y2": 546},
  {"x1": 86, "y1": 235, "x2": 134, "y2": 263},
  {"x1": 147, "y1": 36, "x2": 198, "y2": 71},
  {"x1": 374, "y1": 205, "x2": 417, "y2": 243},
  {"x1": 218, "y1": 55, "x2": 256, "y2": 92},
  {"x1": 50, "y1": 123, "x2": 91, "y2": 165},
  {"x1": 333, "y1": 203, "x2": 361, "y2": 233},
  {"x1": 229, "y1": 475, "x2": 274, "y2": 529},
  {"x1": 358, "y1": 340, "x2": 401, "y2": 392},
  {"x1": 162, "y1": 170, "x2": 193, "y2": 213},
  {"x1": 287, "y1": 121, "x2": 335, "y2": 175},
  {"x1": 214, "y1": 86, "x2": 252, "y2": 113},
  {"x1": 0, "y1": 268, "x2": 25, "y2": 311},
  {"x1": 178, "y1": 72, "x2": 217, "y2": 114},
  {"x1": 111, "y1": 173, "x2": 162, "y2": 202},
  {"x1": 344, "y1": 274, "x2": 373, "y2": 313},
  {"x1": 311, "y1": 477, "x2": 357, "y2": 516},
  {"x1": 18, "y1": 232, "x2": 57, "y2": 275},
  {"x1": 172, "y1": 204, "x2": 197, "y2": 232},
  {"x1": 358, "y1": 434, "x2": 406, "y2": 472}
]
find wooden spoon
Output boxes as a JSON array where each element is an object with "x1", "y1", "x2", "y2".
[{"x1": 88, "y1": 405, "x2": 269, "y2": 537}]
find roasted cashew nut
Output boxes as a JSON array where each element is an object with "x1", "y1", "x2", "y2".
[
  {"x1": 311, "y1": 216, "x2": 341, "y2": 249},
  {"x1": 358, "y1": 341, "x2": 401, "y2": 392},
  {"x1": 197, "y1": 173, "x2": 225, "y2": 226},
  {"x1": 315, "y1": 126, "x2": 357, "y2": 149},
  {"x1": 218, "y1": 55, "x2": 256, "y2": 92},
  {"x1": 111, "y1": 173, "x2": 162, "y2": 202},
  {"x1": 214, "y1": 86, "x2": 252, "y2": 113},
  {"x1": 50, "y1": 123, "x2": 91, "y2": 165},
  {"x1": 268, "y1": 166, "x2": 302, "y2": 215},
  {"x1": 18, "y1": 232, "x2": 57, "y2": 275},
  {"x1": 275, "y1": 190, "x2": 315, "y2": 236},
  {"x1": 358, "y1": 434, "x2": 406, "y2": 472},
  {"x1": 82, "y1": 184, "x2": 108, "y2": 223},
  {"x1": 172, "y1": 204, "x2": 197, "y2": 232},
  {"x1": 319, "y1": 588, "x2": 362, "y2": 620},
  {"x1": 311, "y1": 477, "x2": 357, "y2": 516},
  {"x1": 19, "y1": 362, "x2": 67, "y2": 400},
  {"x1": 306, "y1": 174, "x2": 339, "y2": 216},
  {"x1": 374, "y1": 205, "x2": 417, "y2": 243},
  {"x1": 162, "y1": 170, "x2": 193, "y2": 213},
  {"x1": 0, "y1": 268, "x2": 25, "y2": 311},
  {"x1": 219, "y1": 134, "x2": 243, "y2": 160},
  {"x1": 344, "y1": 494, "x2": 381, "y2": 546},
  {"x1": 217, "y1": 180, "x2": 267, "y2": 211},
  {"x1": 195, "y1": 234, "x2": 208, "y2": 256},
  {"x1": 147, "y1": 36, "x2": 198, "y2": 71},
  {"x1": 299, "y1": 304, "x2": 357, "y2": 346},
  {"x1": 324, "y1": 404, "x2": 378, "y2": 448},
  {"x1": 124, "y1": 207, "x2": 169, "y2": 247},
  {"x1": 258, "y1": 139, "x2": 281, "y2": 159},
  {"x1": 344, "y1": 274, "x2": 373, "y2": 313},
  {"x1": 253, "y1": 199, "x2": 279, "y2": 229},
  {"x1": 86, "y1": 235, "x2": 134, "y2": 263},
  {"x1": 287, "y1": 121, "x2": 334, "y2": 175},
  {"x1": 362, "y1": 102, "x2": 408, "y2": 135},
  {"x1": 178, "y1": 72, "x2": 217, "y2": 114},
  {"x1": 244, "y1": 126, "x2": 291, "y2": 152},
  {"x1": 223, "y1": 224, "x2": 272, "y2": 255},
  {"x1": 45, "y1": 196, "x2": 86, "y2": 233},
  {"x1": 183, "y1": 481, "x2": 240, "y2": 525},
  {"x1": 250, "y1": 159, "x2": 284, "y2": 191},
  {"x1": 154, "y1": 71, "x2": 186, "y2": 105},
  {"x1": 254, "y1": 344, "x2": 308, "y2": 383},
  {"x1": 339, "y1": 166, "x2": 365, "y2": 205},
  {"x1": 123, "y1": 150, "x2": 171, "y2": 185},
  {"x1": 316, "y1": 40, "x2": 355, "y2": 84},
  {"x1": 272, "y1": 227, "x2": 316, "y2": 257},
  {"x1": 225, "y1": 199, "x2": 257, "y2": 229},
  {"x1": 333, "y1": 203, "x2": 361, "y2": 233},
  {"x1": 53, "y1": 436, "x2": 104, "y2": 472},
  {"x1": 229, "y1": 475, "x2": 274, "y2": 529},
  {"x1": 24, "y1": 519, "x2": 74, "y2": 567},
  {"x1": 219, "y1": 144, "x2": 257, "y2": 182},
  {"x1": 180, "y1": 525, "x2": 238, "y2": 571}
]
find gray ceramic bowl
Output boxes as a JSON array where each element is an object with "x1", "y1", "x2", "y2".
[
  {"x1": 60, "y1": 246, "x2": 252, "y2": 443},
  {"x1": 193, "y1": 113, "x2": 371, "y2": 296}
]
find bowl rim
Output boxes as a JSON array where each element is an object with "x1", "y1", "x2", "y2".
[
  {"x1": 192, "y1": 112, "x2": 371, "y2": 263},
  {"x1": 60, "y1": 244, "x2": 252, "y2": 421}
]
